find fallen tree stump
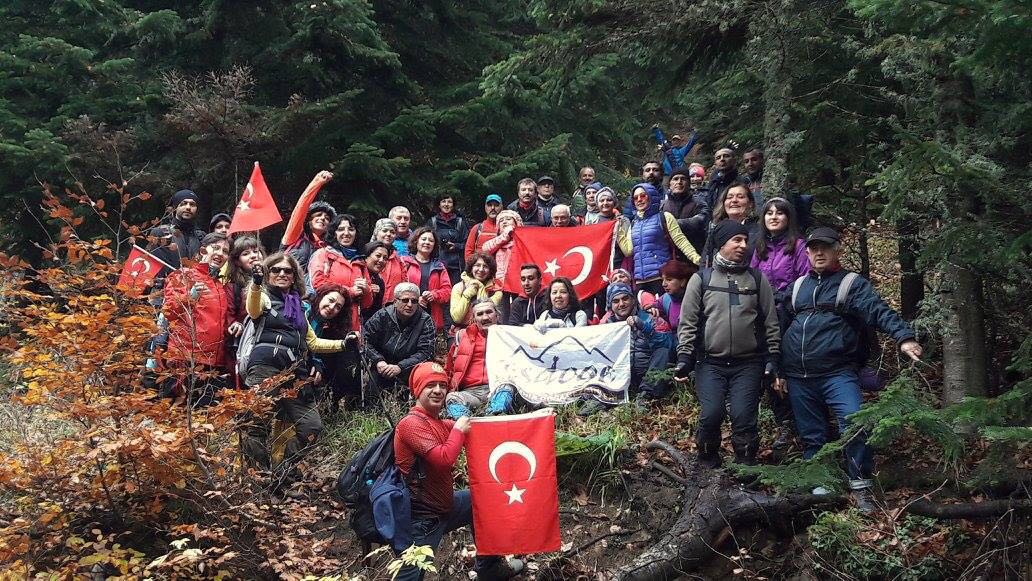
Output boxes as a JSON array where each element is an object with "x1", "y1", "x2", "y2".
[{"x1": 609, "y1": 440, "x2": 844, "y2": 581}]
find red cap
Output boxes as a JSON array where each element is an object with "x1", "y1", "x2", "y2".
[
  {"x1": 689, "y1": 166, "x2": 705, "y2": 178},
  {"x1": 409, "y1": 362, "x2": 450, "y2": 398}
]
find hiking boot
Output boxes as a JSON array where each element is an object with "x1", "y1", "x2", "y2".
[
  {"x1": 697, "y1": 441, "x2": 721, "y2": 469},
  {"x1": 446, "y1": 402, "x2": 471, "y2": 419},
  {"x1": 475, "y1": 556, "x2": 525, "y2": 580},
  {"x1": 485, "y1": 389, "x2": 514, "y2": 416},
  {"x1": 577, "y1": 398, "x2": 606, "y2": 417},
  {"x1": 849, "y1": 479, "x2": 876, "y2": 514},
  {"x1": 732, "y1": 443, "x2": 758, "y2": 466}
]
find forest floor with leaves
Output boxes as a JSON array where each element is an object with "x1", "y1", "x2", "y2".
[{"x1": 1, "y1": 327, "x2": 1029, "y2": 580}]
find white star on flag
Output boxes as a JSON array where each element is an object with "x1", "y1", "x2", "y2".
[
  {"x1": 504, "y1": 483, "x2": 526, "y2": 505},
  {"x1": 543, "y1": 259, "x2": 560, "y2": 277},
  {"x1": 237, "y1": 200, "x2": 250, "y2": 211}
]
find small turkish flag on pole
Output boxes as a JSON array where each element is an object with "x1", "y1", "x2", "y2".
[
  {"x1": 117, "y1": 245, "x2": 172, "y2": 289},
  {"x1": 228, "y1": 162, "x2": 282, "y2": 234},
  {"x1": 503, "y1": 222, "x2": 615, "y2": 301},
  {"x1": 465, "y1": 409, "x2": 560, "y2": 555}
]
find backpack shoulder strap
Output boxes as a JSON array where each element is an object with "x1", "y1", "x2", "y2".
[
  {"x1": 749, "y1": 268, "x2": 767, "y2": 350},
  {"x1": 836, "y1": 272, "x2": 860, "y2": 311},
  {"x1": 661, "y1": 293, "x2": 673, "y2": 315},
  {"x1": 790, "y1": 275, "x2": 807, "y2": 312}
]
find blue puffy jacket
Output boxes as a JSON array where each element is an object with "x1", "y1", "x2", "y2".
[
  {"x1": 780, "y1": 269, "x2": 915, "y2": 378},
  {"x1": 624, "y1": 183, "x2": 671, "y2": 281}
]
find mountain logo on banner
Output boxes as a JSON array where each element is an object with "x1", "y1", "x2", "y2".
[{"x1": 512, "y1": 335, "x2": 615, "y2": 364}]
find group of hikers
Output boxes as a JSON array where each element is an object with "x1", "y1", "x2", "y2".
[{"x1": 144, "y1": 135, "x2": 922, "y2": 579}]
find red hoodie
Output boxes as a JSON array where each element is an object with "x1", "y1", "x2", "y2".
[{"x1": 162, "y1": 262, "x2": 232, "y2": 367}]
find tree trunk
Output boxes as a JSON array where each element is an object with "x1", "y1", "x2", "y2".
[
  {"x1": 897, "y1": 216, "x2": 923, "y2": 320},
  {"x1": 942, "y1": 264, "x2": 989, "y2": 403},
  {"x1": 858, "y1": 190, "x2": 871, "y2": 278},
  {"x1": 756, "y1": 1, "x2": 794, "y2": 200},
  {"x1": 610, "y1": 441, "x2": 844, "y2": 581}
]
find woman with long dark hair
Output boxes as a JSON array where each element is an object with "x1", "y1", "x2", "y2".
[
  {"x1": 223, "y1": 236, "x2": 266, "y2": 387},
  {"x1": 533, "y1": 277, "x2": 587, "y2": 331},
  {"x1": 751, "y1": 197, "x2": 808, "y2": 294},
  {"x1": 750, "y1": 197, "x2": 807, "y2": 457},
  {"x1": 308, "y1": 213, "x2": 371, "y2": 329},
  {"x1": 360, "y1": 241, "x2": 393, "y2": 320},
  {"x1": 308, "y1": 284, "x2": 362, "y2": 412}
]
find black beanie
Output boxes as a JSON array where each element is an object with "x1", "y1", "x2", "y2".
[
  {"x1": 209, "y1": 212, "x2": 232, "y2": 230},
  {"x1": 169, "y1": 189, "x2": 199, "y2": 209},
  {"x1": 711, "y1": 220, "x2": 750, "y2": 251}
]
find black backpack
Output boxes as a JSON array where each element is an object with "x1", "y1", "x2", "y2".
[
  {"x1": 338, "y1": 428, "x2": 397, "y2": 545},
  {"x1": 337, "y1": 415, "x2": 424, "y2": 547}
]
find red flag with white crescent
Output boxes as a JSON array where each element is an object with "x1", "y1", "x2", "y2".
[
  {"x1": 465, "y1": 409, "x2": 560, "y2": 555},
  {"x1": 117, "y1": 245, "x2": 171, "y2": 289},
  {"x1": 228, "y1": 162, "x2": 282, "y2": 234},
  {"x1": 503, "y1": 222, "x2": 615, "y2": 300}
]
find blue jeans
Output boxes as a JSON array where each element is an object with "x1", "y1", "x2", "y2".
[
  {"x1": 395, "y1": 490, "x2": 500, "y2": 581},
  {"x1": 788, "y1": 371, "x2": 872, "y2": 480}
]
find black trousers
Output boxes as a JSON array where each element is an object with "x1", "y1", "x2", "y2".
[{"x1": 695, "y1": 360, "x2": 764, "y2": 459}]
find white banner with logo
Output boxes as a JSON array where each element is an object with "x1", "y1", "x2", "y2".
[{"x1": 486, "y1": 323, "x2": 630, "y2": 405}]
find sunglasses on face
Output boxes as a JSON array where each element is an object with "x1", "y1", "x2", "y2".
[
  {"x1": 397, "y1": 298, "x2": 419, "y2": 304},
  {"x1": 269, "y1": 267, "x2": 294, "y2": 275}
]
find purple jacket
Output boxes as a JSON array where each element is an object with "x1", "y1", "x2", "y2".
[{"x1": 750, "y1": 236, "x2": 810, "y2": 293}]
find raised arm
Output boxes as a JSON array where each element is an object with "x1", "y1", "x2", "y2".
[{"x1": 280, "y1": 171, "x2": 333, "y2": 247}]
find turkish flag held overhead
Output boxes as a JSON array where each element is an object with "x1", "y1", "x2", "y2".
[
  {"x1": 117, "y1": 245, "x2": 172, "y2": 290},
  {"x1": 465, "y1": 409, "x2": 560, "y2": 555},
  {"x1": 228, "y1": 162, "x2": 282, "y2": 234},
  {"x1": 503, "y1": 222, "x2": 615, "y2": 300}
]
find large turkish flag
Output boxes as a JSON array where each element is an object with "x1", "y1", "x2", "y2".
[
  {"x1": 117, "y1": 245, "x2": 172, "y2": 290},
  {"x1": 503, "y1": 222, "x2": 615, "y2": 300},
  {"x1": 228, "y1": 162, "x2": 283, "y2": 234},
  {"x1": 465, "y1": 409, "x2": 560, "y2": 555}
]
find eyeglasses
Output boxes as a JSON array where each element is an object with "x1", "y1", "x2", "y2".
[
  {"x1": 269, "y1": 267, "x2": 294, "y2": 275},
  {"x1": 397, "y1": 298, "x2": 419, "y2": 304}
]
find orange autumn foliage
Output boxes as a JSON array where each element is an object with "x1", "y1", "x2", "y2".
[{"x1": 0, "y1": 189, "x2": 276, "y2": 577}]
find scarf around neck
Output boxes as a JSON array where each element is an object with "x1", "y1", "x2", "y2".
[
  {"x1": 272, "y1": 288, "x2": 308, "y2": 332},
  {"x1": 713, "y1": 252, "x2": 747, "y2": 273}
]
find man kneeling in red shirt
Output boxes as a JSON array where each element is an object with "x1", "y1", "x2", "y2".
[{"x1": 393, "y1": 362, "x2": 523, "y2": 580}]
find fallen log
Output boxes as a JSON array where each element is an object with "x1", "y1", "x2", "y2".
[
  {"x1": 904, "y1": 498, "x2": 1032, "y2": 519},
  {"x1": 610, "y1": 440, "x2": 844, "y2": 581}
]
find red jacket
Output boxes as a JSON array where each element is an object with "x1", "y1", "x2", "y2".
[
  {"x1": 401, "y1": 256, "x2": 452, "y2": 330},
  {"x1": 464, "y1": 218, "x2": 498, "y2": 260},
  {"x1": 381, "y1": 253, "x2": 407, "y2": 306},
  {"x1": 446, "y1": 324, "x2": 488, "y2": 391},
  {"x1": 309, "y1": 247, "x2": 374, "y2": 331},
  {"x1": 162, "y1": 262, "x2": 232, "y2": 367}
]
